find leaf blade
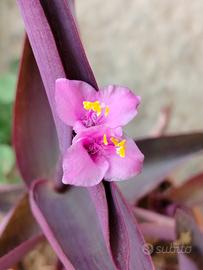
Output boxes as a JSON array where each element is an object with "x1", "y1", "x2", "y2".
[
  {"x1": 168, "y1": 173, "x2": 203, "y2": 207},
  {"x1": 117, "y1": 133, "x2": 203, "y2": 203},
  {"x1": 0, "y1": 184, "x2": 24, "y2": 213},
  {"x1": 13, "y1": 38, "x2": 59, "y2": 186},
  {"x1": 0, "y1": 194, "x2": 43, "y2": 269},
  {"x1": 40, "y1": 0, "x2": 98, "y2": 88},
  {"x1": 106, "y1": 183, "x2": 154, "y2": 270},
  {"x1": 30, "y1": 179, "x2": 117, "y2": 270},
  {"x1": 17, "y1": 0, "x2": 72, "y2": 152}
]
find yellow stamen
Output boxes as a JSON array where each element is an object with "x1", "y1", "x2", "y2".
[
  {"x1": 92, "y1": 101, "x2": 102, "y2": 116},
  {"x1": 110, "y1": 137, "x2": 126, "y2": 158},
  {"x1": 116, "y1": 146, "x2": 125, "y2": 158},
  {"x1": 103, "y1": 134, "x2": 108, "y2": 145},
  {"x1": 83, "y1": 100, "x2": 102, "y2": 116},
  {"x1": 105, "y1": 106, "x2": 110, "y2": 117},
  {"x1": 110, "y1": 137, "x2": 119, "y2": 146},
  {"x1": 83, "y1": 101, "x2": 91, "y2": 110},
  {"x1": 117, "y1": 139, "x2": 126, "y2": 147},
  {"x1": 83, "y1": 101, "x2": 110, "y2": 117}
]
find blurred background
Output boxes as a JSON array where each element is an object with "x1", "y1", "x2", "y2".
[
  {"x1": 1, "y1": 0, "x2": 203, "y2": 184},
  {"x1": 0, "y1": 0, "x2": 203, "y2": 269}
]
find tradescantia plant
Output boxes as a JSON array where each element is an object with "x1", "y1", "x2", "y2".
[{"x1": 0, "y1": 0, "x2": 203, "y2": 269}]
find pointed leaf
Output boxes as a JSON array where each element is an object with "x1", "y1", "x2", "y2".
[
  {"x1": 16, "y1": 4, "x2": 155, "y2": 270},
  {"x1": 140, "y1": 222, "x2": 175, "y2": 241},
  {"x1": 168, "y1": 173, "x2": 203, "y2": 207},
  {"x1": 0, "y1": 184, "x2": 24, "y2": 213},
  {"x1": 117, "y1": 133, "x2": 203, "y2": 203},
  {"x1": 0, "y1": 194, "x2": 43, "y2": 269},
  {"x1": 40, "y1": 0, "x2": 98, "y2": 88},
  {"x1": 30, "y1": 179, "x2": 117, "y2": 270},
  {"x1": 17, "y1": 1, "x2": 110, "y2": 245},
  {"x1": 17, "y1": 1, "x2": 72, "y2": 153},
  {"x1": 14, "y1": 38, "x2": 59, "y2": 187},
  {"x1": 178, "y1": 255, "x2": 198, "y2": 270},
  {"x1": 105, "y1": 183, "x2": 154, "y2": 269},
  {"x1": 17, "y1": 0, "x2": 97, "y2": 153}
]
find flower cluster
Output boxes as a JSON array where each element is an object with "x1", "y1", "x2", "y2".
[{"x1": 55, "y1": 78, "x2": 144, "y2": 186}]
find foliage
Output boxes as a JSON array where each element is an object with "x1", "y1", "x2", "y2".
[
  {"x1": 0, "y1": 73, "x2": 16, "y2": 144},
  {"x1": 0, "y1": 1, "x2": 203, "y2": 269},
  {"x1": 0, "y1": 72, "x2": 20, "y2": 183}
]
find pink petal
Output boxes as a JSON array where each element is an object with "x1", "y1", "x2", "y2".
[
  {"x1": 99, "y1": 85, "x2": 141, "y2": 128},
  {"x1": 55, "y1": 78, "x2": 97, "y2": 126},
  {"x1": 72, "y1": 125, "x2": 121, "y2": 146},
  {"x1": 105, "y1": 137, "x2": 144, "y2": 181},
  {"x1": 62, "y1": 141, "x2": 109, "y2": 187}
]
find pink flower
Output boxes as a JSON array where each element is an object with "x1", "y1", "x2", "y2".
[
  {"x1": 55, "y1": 78, "x2": 141, "y2": 132},
  {"x1": 62, "y1": 126, "x2": 144, "y2": 186},
  {"x1": 55, "y1": 78, "x2": 144, "y2": 186}
]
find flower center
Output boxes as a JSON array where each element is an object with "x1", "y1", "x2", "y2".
[
  {"x1": 103, "y1": 134, "x2": 126, "y2": 158},
  {"x1": 83, "y1": 101, "x2": 102, "y2": 116},
  {"x1": 83, "y1": 100, "x2": 110, "y2": 121},
  {"x1": 86, "y1": 143, "x2": 100, "y2": 156}
]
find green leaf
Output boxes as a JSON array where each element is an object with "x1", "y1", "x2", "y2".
[
  {"x1": 0, "y1": 73, "x2": 16, "y2": 145},
  {"x1": 0, "y1": 103, "x2": 12, "y2": 144},
  {"x1": 9, "y1": 58, "x2": 20, "y2": 74},
  {"x1": 0, "y1": 74, "x2": 16, "y2": 104},
  {"x1": 0, "y1": 144, "x2": 15, "y2": 183}
]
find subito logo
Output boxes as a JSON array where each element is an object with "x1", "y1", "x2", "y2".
[{"x1": 142, "y1": 243, "x2": 154, "y2": 255}]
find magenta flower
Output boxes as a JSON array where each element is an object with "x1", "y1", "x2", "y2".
[
  {"x1": 61, "y1": 126, "x2": 144, "y2": 186},
  {"x1": 55, "y1": 78, "x2": 141, "y2": 132}
]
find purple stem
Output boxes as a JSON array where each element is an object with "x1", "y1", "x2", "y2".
[
  {"x1": 140, "y1": 222, "x2": 175, "y2": 241},
  {"x1": 134, "y1": 207, "x2": 175, "y2": 227}
]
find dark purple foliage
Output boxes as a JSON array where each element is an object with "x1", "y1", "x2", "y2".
[{"x1": 0, "y1": 1, "x2": 203, "y2": 269}]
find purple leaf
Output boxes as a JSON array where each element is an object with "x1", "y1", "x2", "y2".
[
  {"x1": 117, "y1": 133, "x2": 203, "y2": 203},
  {"x1": 0, "y1": 184, "x2": 24, "y2": 213},
  {"x1": 134, "y1": 206, "x2": 174, "y2": 225},
  {"x1": 0, "y1": 194, "x2": 43, "y2": 269},
  {"x1": 14, "y1": 37, "x2": 59, "y2": 187},
  {"x1": 178, "y1": 254, "x2": 198, "y2": 270},
  {"x1": 40, "y1": 0, "x2": 98, "y2": 88},
  {"x1": 30, "y1": 179, "x2": 117, "y2": 270},
  {"x1": 17, "y1": 2, "x2": 154, "y2": 269},
  {"x1": 16, "y1": 0, "x2": 110, "y2": 248},
  {"x1": 133, "y1": 207, "x2": 175, "y2": 240},
  {"x1": 168, "y1": 173, "x2": 203, "y2": 207},
  {"x1": 17, "y1": 0, "x2": 98, "y2": 154},
  {"x1": 55, "y1": 260, "x2": 65, "y2": 270},
  {"x1": 140, "y1": 222, "x2": 175, "y2": 241},
  {"x1": 105, "y1": 183, "x2": 154, "y2": 269},
  {"x1": 88, "y1": 184, "x2": 110, "y2": 245},
  {"x1": 17, "y1": 0, "x2": 72, "y2": 153}
]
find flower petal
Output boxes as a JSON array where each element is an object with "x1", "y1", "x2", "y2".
[
  {"x1": 62, "y1": 140, "x2": 109, "y2": 187},
  {"x1": 55, "y1": 78, "x2": 97, "y2": 126},
  {"x1": 99, "y1": 85, "x2": 141, "y2": 128},
  {"x1": 105, "y1": 137, "x2": 144, "y2": 181}
]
